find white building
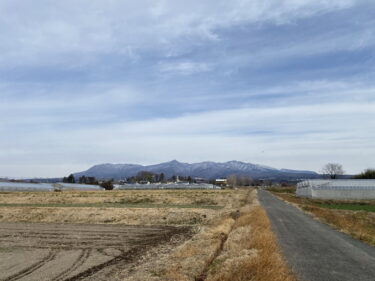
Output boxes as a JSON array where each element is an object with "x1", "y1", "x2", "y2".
[{"x1": 296, "y1": 180, "x2": 375, "y2": 200}]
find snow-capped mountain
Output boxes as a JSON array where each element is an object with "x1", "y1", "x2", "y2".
[{"x1": 74, "y1": 160, "x2": 318, "y2": 180}]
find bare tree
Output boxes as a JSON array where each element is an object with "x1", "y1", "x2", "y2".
[
  {"x1": 226, "y1": 174, "x2": 237, "y2": 187},
  {"x1": 136, "y1": 171, "x2": 155, "y2": 182},
  {"x1": 322, "y1": 163, "x2": 344, "y2": 179},
  {"x1": 226, "y1": 175, "x2": 253, "y2": 187},
  {"x1": 238, "y1": 175, "x2": 253, "y2": 186}
]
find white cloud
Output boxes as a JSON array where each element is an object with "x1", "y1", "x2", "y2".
[
  {"x1": 1, "y1": 97, "x2": 374, "y2": 177},
  {"x1": 0, "y1": 0, "x2": 360, "y2": 67},
  {"x1": 158, "y1": 61, "x2": 212, "y2": 75},
  {"x1": 0, "y1": 83, "x2": 144, "y2": 124}
]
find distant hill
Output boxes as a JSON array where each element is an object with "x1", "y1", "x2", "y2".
[{"x1": 74, "y1": 160, "x2": 319, "y2": 181}]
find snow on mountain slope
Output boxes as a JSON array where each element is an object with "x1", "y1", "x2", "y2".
[{"x1": 74, "y1": 160, "x2": 318, "y2": 180}]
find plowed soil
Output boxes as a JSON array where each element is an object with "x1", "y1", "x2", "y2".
[{"x1": 0, "y1": 222, "x2": 191, "y2": 281}]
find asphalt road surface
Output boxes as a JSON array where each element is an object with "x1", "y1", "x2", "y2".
[{"x1": 258, "y1": 190, "x2": 375, "y2": 281}]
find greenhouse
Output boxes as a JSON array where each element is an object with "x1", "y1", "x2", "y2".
[
  {"x1": 0, "y1": 182, "x2": 101, "y2": 192},
  {"x1": 296, "y1": 179, "x2": 375, "y2": 200}
]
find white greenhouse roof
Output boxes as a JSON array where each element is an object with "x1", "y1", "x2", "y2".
[{"x1": 297, "y1": 180, "x2": 375, "y2": 190}]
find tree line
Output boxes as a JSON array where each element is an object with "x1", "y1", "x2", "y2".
[
  {"x1": 62, "y1": 174, "x2": 99, "y2": 185},
  {"x1": 353, "y1": 169, "x2": 375, "y2": 179},
  {"x1": 126, "y1": 171, "x2": 194, "y2": 183},
  {"x1": 62, "y1": 174, "x2": 114, "y2": 190},
  {"x1": 322, "y1": 163, "x2": 375, "y2": 179}
]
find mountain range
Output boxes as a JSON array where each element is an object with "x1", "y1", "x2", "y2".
[{"x1": 73, "y1": 160, "x2": 319, "y2": 181}]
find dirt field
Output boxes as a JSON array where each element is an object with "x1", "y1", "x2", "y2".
[{"x1": 0, "y1": 222, "x2": 191, "y2": 281}]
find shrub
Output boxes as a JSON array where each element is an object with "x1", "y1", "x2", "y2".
[{"x1": 100, "y1": 180, "x2": 114, "y2": 190}]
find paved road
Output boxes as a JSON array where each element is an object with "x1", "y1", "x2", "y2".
[{"x1": 258, "y1": 190, "x2": 375, "y2": 281}]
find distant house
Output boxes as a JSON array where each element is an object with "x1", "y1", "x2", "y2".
[
  {"x1": 194, "y1": 177, "x2": 207, "y2": 184},
  {"x1": 296, "y1": 180, "x2": 375, "y2": 200},
  {"x1": 215, "y1": 179, "x2": 227, "y2": 186},
  {"x1": 138, "y1": 180, "x2": 150, "y2": 185}
]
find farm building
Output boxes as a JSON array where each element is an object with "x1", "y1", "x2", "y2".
[
  {"x1": 296, "y1": 180, "x2": 375, "y2": 200},
  {"x1": 215, "y1": 179, "x2": 227, "y2": 186}
]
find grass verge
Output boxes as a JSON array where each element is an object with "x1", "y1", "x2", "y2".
[
  {"x1": 317, "y1": 203, "x2": 375, "y2": 212},
  {"x1": 274, "y1": 193, "x2": 375, "y2": 246},
  {"x1": 266, "y1": 187, "x2": 296, "y2": 194},
  {"x1": 204, "y1": 205, "x2": 295, "y2": 281}
]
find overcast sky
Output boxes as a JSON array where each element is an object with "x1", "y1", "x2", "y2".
[{"x1": 1, "y1": 0, "x2": 374, "y2": 177}]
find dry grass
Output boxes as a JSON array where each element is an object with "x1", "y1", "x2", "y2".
[
  {"x1": 0, "y1": 206, "x2": 219, "y2": 225},
  {"x1": 0, "y1": 189, "x2": 247, "y2": 208},
  {"x1": 122, "y1": 215, "x2": 235, "y2": 281},
  {"x1": 0, "y1": 189, "x2": 250, "y2": 225},
  {"x1": 163, "y1": 217, "x2": 235, "y2": 281},
  {"x1": 205, "y1": 204, "x2": 295, "y2": 281},
  {"x1": 275, "y1": 193, "x2": 375, "y2": 246},
  {"x1": 130, "y1": 190, "x2": 295, "y2": 281}
]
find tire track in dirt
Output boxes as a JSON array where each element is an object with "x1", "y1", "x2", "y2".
[
  {"x1": 96, "y1": 248, "x2": 120, "y2": 257},
  {"x1": 3, "y1": 250, "x2": 57, "y2": 281},
  {"x1": 0, "y1": 222, "x2": 192, "y2": 281},
  {"x1": 51, "y1": 249, "x2": 91, "y2": 281},
  {"x1": 62, "y1": 248, "x2": 142, "y2": 281},
  {"x1": 62, "y1": 235, "x2": 192, "y2": 280}
]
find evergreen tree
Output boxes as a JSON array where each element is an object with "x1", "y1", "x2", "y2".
[
  {"x1": 159, "y1": 173, "x2": 165, "y2": 182},
  {"x1": 79, "y1": 175, "x2": 87, "y2": 184},
  {"x1": 64, "y1": 174, "x2": 75, "y2": 183},
  {"x1": 354, "y1": 169, "x2": 375, "y2": 179}
]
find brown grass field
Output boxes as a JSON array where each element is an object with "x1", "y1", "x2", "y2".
[
  {"x1": 0, "y1": 189, "x2": 295, "y2": 281},
  {"x1": 272, "y1": 192, "x2": 375, "y2": 246}
]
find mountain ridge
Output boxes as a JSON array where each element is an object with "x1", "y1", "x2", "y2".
[{"x1": 74, "y1": 160, "x2": 319, "y2": 181}]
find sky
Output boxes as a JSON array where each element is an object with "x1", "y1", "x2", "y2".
[{"x1": 1, "y1": 0, "x2": 375, "y2": 177}]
